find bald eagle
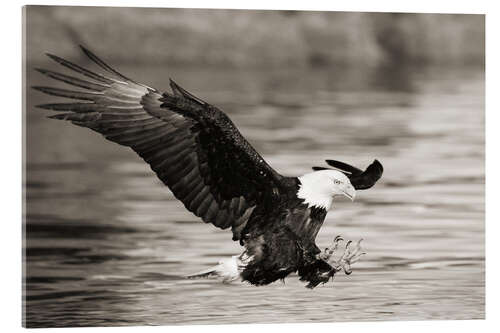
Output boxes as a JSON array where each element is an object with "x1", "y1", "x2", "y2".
[{"x1": 33, "y1": 46, "x2": 383, "y2": 288}]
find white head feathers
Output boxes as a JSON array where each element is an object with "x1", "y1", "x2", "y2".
[{"x1": 297, "y1": 169, "x2": 356, "y2": 210}]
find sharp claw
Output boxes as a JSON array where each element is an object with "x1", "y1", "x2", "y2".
[
  {"x1": 340, "y1": 247, "x2": 352, "y2": 262},
  {"x1": 323, "y1": 236, "x2": 366, "y2": 276},
  {"x1": 331, "y1": 236, "x2": 343, "y2": 251},
  {"x1": 322, "y1": 236, "x2": 346, "y2": 261},
  {"x1": 343, "y1": 241, "x2": 352, "y2": 255},
  {"x1": 342, "y1": 260, "x2": 353, "y2": 275}
]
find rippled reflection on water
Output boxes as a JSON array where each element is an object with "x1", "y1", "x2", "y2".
[{"x1": 24, "y1": 64, "x2": 484, "y2": 327}]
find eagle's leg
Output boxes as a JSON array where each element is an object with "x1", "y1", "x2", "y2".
[{"x1": 318, "y1": 237, "x2": 365, "y2": 275}]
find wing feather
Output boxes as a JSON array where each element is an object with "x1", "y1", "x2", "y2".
[
  {"x1": 34, "y1": 46, "x2": 286, "y2": 240},
  {"x1": 45, "y1": 53, "x2": 115, "y2": 84}
]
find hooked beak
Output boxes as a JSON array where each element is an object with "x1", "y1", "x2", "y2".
[{"x1": 342, "y1": 185, "x2": 356, "y2": 201}]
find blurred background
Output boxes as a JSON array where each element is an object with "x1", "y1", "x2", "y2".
[
  {"x1": 24, "y1": 6, "x2": 484, "y2": 328},
  {"x1": 25, "y1": 6, "x2": 484, "y2": 68}
]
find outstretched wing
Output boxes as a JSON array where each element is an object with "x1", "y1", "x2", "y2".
[{"x1": 33, "y1": 46, "x2": 285, "y2": 241}]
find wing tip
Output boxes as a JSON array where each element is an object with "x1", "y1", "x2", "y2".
[
  {"x1": 34, "y1": 67, "x2": 48, "y2": 75},
  {"x1": 370, "y1": 159, "x2": 384, "y2": 174},
  {"x1": 78, "y1": 44, "x2": 102, "y2": 64},
  {"x1": 168, "y1": 77, "x2": 207, "y2": 105},
  {"x1": 169, "y1": 78, "x2": 180, "y2": 93},
  {"x1": 319, "y1": 158, "x2": 384, "y2": 189},
  {"x1": 34, "y1": 67, "x2": 61, "y2": 78},
  {"x1": 318, "y1": 159, "x2": 383, "y2": 174},
  {"x1": 325, "y1": 159, "x2": 356, "y2": 175},
  {"x1": 79, "y1": 44, "x2": 92, "y2": 56},
  {"x1": 45, "y1": 52, "x2": 71, "y2": 66},
  {"x1": 31, "y1": 85, "x2": 44, "y2": 92},
  {"x1": 45, "y1": 52, "x2": 58, "y2": 61},
  {"x1": 35, "y1": 103, "x2": 53, "y2": 110},
  {"x1": 47, "y1": 113, "x2": 67, "y2": 120},
  {"x1": 31, "y1": 85, "x2": 57, "y2": 94}
]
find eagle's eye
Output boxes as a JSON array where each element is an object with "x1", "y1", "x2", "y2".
[{"x1": 334, "y1": 179, "x2": 341, "y2": 185}]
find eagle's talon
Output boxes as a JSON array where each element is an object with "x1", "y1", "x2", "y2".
[{"x1": 323, "y1": 237, "x2": 365, "y2": 275}]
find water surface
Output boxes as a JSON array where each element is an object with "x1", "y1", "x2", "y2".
[{"x1": 24, "y1": 64, "x2": 484, "y2": 327}]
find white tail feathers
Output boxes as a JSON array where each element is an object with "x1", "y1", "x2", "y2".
[{"x1": 186, "y1": 255, "x2": 242, "y2": 283}]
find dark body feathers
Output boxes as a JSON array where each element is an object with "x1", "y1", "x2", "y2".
[
  {"x1": 241, "y1": 202, "x2": 331, "y2": 288},
  {"x1": 33, "y1": 46, "x2": 379, "y2": 288}
]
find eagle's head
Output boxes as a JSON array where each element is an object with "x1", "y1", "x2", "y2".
[{"x1": 297, "y1": 169, "x2": 356, "y2": 210}]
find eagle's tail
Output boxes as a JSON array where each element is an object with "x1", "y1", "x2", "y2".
[
  {"x1": 186, "y1": 266, "x2": 220, "y2": 279},
  {"x1": 186, "y1": 255, "x2": 242, "y2": 283}
]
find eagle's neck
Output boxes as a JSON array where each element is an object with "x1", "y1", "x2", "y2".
[{"x1": 296, "y1": 174, "x2": 333, "y2": 210}]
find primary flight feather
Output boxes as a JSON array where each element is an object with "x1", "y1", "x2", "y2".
[{"x1": 34, "y1": 46, "x2": 383, "y2": 288}]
